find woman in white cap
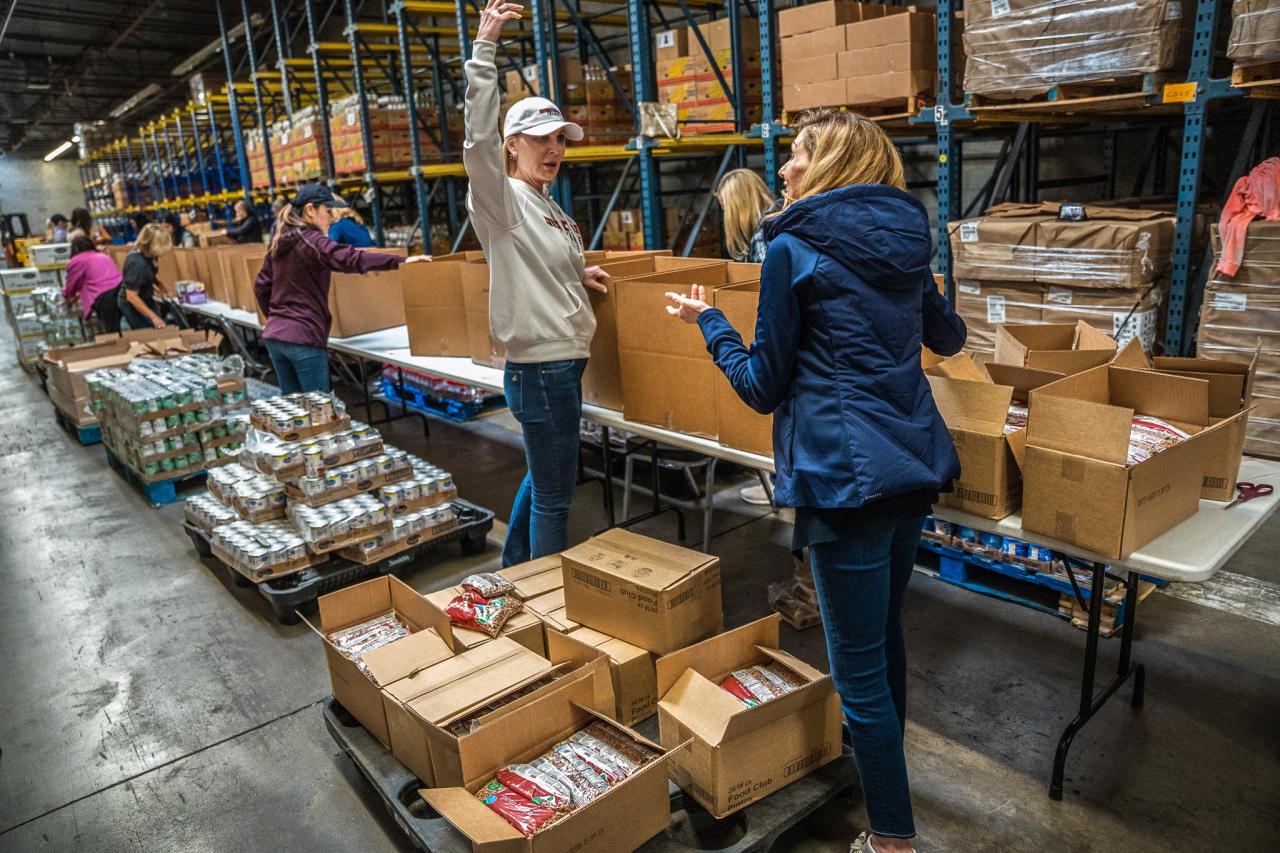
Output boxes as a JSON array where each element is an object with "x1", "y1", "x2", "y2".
[{"x1": 466, "y1": 0, "x2": 609, "y2": 566}]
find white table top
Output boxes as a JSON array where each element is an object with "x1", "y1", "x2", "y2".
[
  {"x1": 183, "y1": 299, "x2": 1276, "y2": 582},
  {"x1": 931, "y1": 456, "x2": 1280, "y2": 583}
]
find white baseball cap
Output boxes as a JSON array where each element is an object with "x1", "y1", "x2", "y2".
[{"x1": 503, "y1": 96, "x2": 584, "y2": 141}]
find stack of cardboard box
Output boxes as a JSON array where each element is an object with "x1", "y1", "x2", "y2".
[
  {"x1": 502, "y1": 59, "x2": 634, "y2": 145},
  {"x1": 779, "y1": 1, "x2": 936, "y2": 115},
  {"x1": 1228, "y1": 0, "x2": 1280, "y2": 72},
  {"x1": 654, "y1": 19, "x2": 763, "y2": 134},
  {"x1": 963, "y1": 0, "x2": 1191, "y2": 99},
  {"x1": 947, "y1": 203, "x2": 1177, "y2": 360},
  {"x1": 1198, "y1": 221, "x2": 1280, "y2": 458},
  {"x1": 328, "y1": 94, "x2": 462, "y2": 175},
  {"x1": 601, "y1": 208, "x2": 644, "y2": 250},
  {"x1": 244, "y1": 127, "x2": 277, "y2": 190}
]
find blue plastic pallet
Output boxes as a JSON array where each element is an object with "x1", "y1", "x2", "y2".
[
  {"x1": 52, "y1": 407, "x2": 102, "y2": 446},
  {"x1": 380, "y1": 378, "x2": 506, "y2": 423},
  {"x1": 105, "y1": 446, "x2": 205, "y2": 506}
]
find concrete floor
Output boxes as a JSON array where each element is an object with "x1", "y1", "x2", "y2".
[{"x1": 1, "y1": 321, "x2": 1279, "y2": 853}]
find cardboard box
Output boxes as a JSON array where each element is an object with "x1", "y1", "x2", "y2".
[
  {"x1": 780, "y1": 55, "x2": 843, "y2": 88},
  {"x1": 655, "y1": 27, "x2": 688, "y2": 63},
  {"x1": 423, "y1": 586, "x2": 546, "y2": 655},
  {"x1": 1021, "y1": 365, "x2": 1246, "y2": 558},
  {"x1": 780, "y1": 27, "x2": 849, "y2": 60},
  {"x1": 703, "y1": 16, "x2": 759, "y2": 53},
  {"x1": 313, "y1": 575, "x2": 456, "y2": 748},
  {"x1": 994, "y1": 320, "x2": 1117, "y2": 375},
  {"x1": 562, "y1": 528, "x2": 723, "y2": 655},
  {"x1": 563, "y1": 625, "x2": 658, "y2": 725},
  {"x1": 781, "y1": 78, "x2": 850, "y2": 112},
  {"x1": 421, "y1": 690, "x2": 676, "y2": 853},
  {"x1": 402, "y1": 251, "x2": 486, "y2": 357},
  {"x1": 778, "y1": 0, "x2": 886, "y2": 36},
  {"x1": 843, "y1": 68, "x2": 934, "y2": 105},
  {"x1": 614, "y1": 261, "x2": 759, "y2": 436},
  {"x1": 656, "y1": 615, "x2": 842, "y2": 818},
  {"x1": 234, "y1": 247, "x2": 268, "y2": 313},
  {"x1": 955, "y1": 280, "x2": 1044, "y2": 359},
  {"x1": 927, "y1": 355, "x2": 1062, "y2": 519},
  {"x1": 712, "y1": 282, "x2": 773, "y2": 456},
  {"x1": 329, "y1": 263, "x2": 406, "y2": 339},
  {"x1": 458, "y1": 262, "x2": 505, "y2": 368}
]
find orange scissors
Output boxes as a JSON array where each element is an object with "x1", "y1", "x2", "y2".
[{"x1": 1227, "y1": 481, "x2": 1274, "y2": 508}]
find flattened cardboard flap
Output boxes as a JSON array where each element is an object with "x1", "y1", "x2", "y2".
[
  {"x1": 925, "y1": 352, "x2": 989, "y2": 383},
  {"x1": 1073, "y1": 320, "x2": 1119, "y2": 352},
  {"x1": 1027, "y1": 390, "x2": 1132, "y2": 465},
  {"x1": 1111, "y1": 338, "x2": 1151, "y2": 369},
  {"x1": 419, "y1": 787, "x2": 525, "y2": 848}
]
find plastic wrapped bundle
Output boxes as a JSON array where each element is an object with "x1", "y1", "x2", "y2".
[
  {"x1": 963, "y1": 0, "x2": 1191, "y2": 98},
  {"x1": 1228, "y1": 0, "x2": 1280, "y2": 66}
]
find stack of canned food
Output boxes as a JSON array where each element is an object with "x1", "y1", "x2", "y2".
[
  {"x1": 250, "y1": 392, "x2": 347, "y2": 435},
  {"x1": 185, "y1": 493, "x2": 238, "y2": 530},
  {"x1": 287, "y1": 494, "x2": 390, "y2": 545},
  {"x1": 352, "y1": 502, "x2": 459, "y2": 558},
  {"x1": 210, "y1": 520, "x2": 310, "y2": 574},
  {"x1": 132, "y1": 355, "x2": 247, "y2": 407},
  {"x1": 241, "y1": 421, "x2": 382, "y2": 477},
  {"x1": 228, "y1": 474, "x2": 288, "y2": 519},
  {"x1": 207, "y1": 463, "x2": 258, "y2": 503},
  {"x1": 377, "y1": 463, "x2": 457, "y2": 510},
  {"x1": 294, "y1": 449, "x2": 412, "y2": 498}
]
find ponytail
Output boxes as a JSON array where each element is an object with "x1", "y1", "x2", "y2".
[{"x1": 268, "y1": 203, "x2": 315, "y2": 257}]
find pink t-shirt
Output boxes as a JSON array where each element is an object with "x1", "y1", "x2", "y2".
[{"x1": 62, "y1": 251, "x2": 122, "y2": 317}]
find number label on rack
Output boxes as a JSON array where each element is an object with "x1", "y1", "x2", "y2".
[
  {"x1": 934, "y1": 104, "x2": 948, "y2": 127},
  {"x1": 1162, "y1": 82, "x2": 1197, "y2": 104}
]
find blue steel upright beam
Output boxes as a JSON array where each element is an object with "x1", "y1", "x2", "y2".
[
  {"x1": 148, "y1": 126, "x2": 168, "y2": 203},
  {"x1": 269, "y1": 0, "x2": 294, "y2": 116},
  {"x1": 629, "y1": 0, "x2": 663, "y2": 248},
  {"x1": 242, "y1": 0, "x2": 278, "y2": 192},
  {"x1": 757, "y1": 0, "x2": 780, "y2": 193},
  {"x1": 531, "y1": 0, "x2": 571, "y2": 213},
  {"x1": 343, "y1": 0, "x2": 385, "y2": 245},
  {"x1": 218, "y1": 0, "x2": 255, "y2": 204},
  {"x1": 1164, "y1": 0, "x2": 1239, "y2": 355},
  {"x1": 174, "y1": 115, "x2": 196, "y2": 200},
  {"x1": 160, "y1": 123, "x2": 182, "y2": 201},
  {"x1": 189, "y1": 108, "x2": 214, "y2": 219},
  {"x1": 931, "y1": 0, "x2": 970, "y2": 301},
  {"x1": 304, "y1": 0, "x2": 337, "y2": 183},
  {"x1": 393, "y1": 4, "x2": 431, "y2": 247}
]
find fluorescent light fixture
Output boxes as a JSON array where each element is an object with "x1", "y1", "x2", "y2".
[
  {"x1": 109, "y1": 83, "x2": 162, "y2": 119},
  {"x1": 44, "y1": 140, "x2": 74, "y2": 162},
  {"x1": 171, "y1": 14, "x2": 263, "y2": 76}
]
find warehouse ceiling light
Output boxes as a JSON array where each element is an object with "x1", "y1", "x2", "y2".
[
  {"x1": 108, "y1": 83, "x2": 162, "y2": 119},
  {"x1": 43, "y1": 140, "x2": 74, "y2": 162}
]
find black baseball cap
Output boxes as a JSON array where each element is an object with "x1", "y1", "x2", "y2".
[{"x1": 289, "y1": 184, "x2": 349, "y2": 208}]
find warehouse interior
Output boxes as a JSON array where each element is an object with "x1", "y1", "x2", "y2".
[{"x1": 2, "y1": 2, "x2": 1279, "y2": 852}]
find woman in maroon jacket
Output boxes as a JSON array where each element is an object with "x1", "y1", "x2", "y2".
[{"x1": 254, "y1": 184, "x2": 430, "y2": 393}]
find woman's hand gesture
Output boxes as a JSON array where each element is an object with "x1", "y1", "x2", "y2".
[
  {"x1": 404, "y1": 255, "x2": 432, "y2": 264},
  {"x1": 664, "y1": 285, "x2": 710, "y2": 324},
  {"x1": 581, "y1": 265, "x2": 608, "y2": 294},
  {"x1": 477, "y1": 0, "x2": 522, "y2": 44}
]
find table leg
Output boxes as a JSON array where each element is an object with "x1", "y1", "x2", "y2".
[
  {"x1": 600, "y1": 426, "x2": 616, "y2": 527},
  {"x1": 1049, "y1": 562, "x2": 1145, "y2": 800}
]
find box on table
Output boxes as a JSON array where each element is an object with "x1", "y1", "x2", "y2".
[
  {"x1": 458, "y1": 262, "x2": 505, "y2": 368},
  {"x1": 562, "y1": 527, "x2": 723, "y2": 655},
  {"x1": 712, "y1": 282, "x2": 773, "y2": 456},
  {"x1": 1021, "y1": 364, "x2": 1247, "y2": 558},
  {"x1": 614, "y1": 261, "x2": 760, "y2": 436},
  {"x1": 30, "y1": 242, "x2": 71, "y2": 265},
  {"x1": 421, "y1": 687, "x2": 677, "y2": 853},
  {"x1": 926, "y1": 354, "x2": 1062, "y2": 519},
  {"x1": 656, "y1": 614, "x2": 842, "y2": 818},
  {"x1": 233, "y1": 247, "x2": 268, "y2": 312},
  {"x1": 311, "y1": 575, "x2": 456, "y2": 749},
  {"x1": 402, "y1": 251, "x2": 486, "y2": 357},
  {"x1": 994, "y1": 320, "x2": 1117, "y2": 375},
  {"x1": 328, "y1": 247, "x2": 408, "y2": 338}
]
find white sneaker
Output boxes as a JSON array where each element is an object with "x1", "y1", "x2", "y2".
[
  {"x1": 739, "y1": 483, "x2": 772, "y2": 506},
  {"x1": 852, "y1": 832, "x2": 916, "y2": 853}
]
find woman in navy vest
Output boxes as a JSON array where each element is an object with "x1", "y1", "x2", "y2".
[{"x1": 665, "y1": 109, "x2": 966, "y2": 853}]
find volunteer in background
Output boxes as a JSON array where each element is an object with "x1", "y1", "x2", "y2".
[
  {"x1": 327, "y1": 201, "x2": 375, "y2": 247},
  {"x1": 118, "y1": 223, "x2": 173, "y2": 330},
  {"x1": 164, "y1": 213, "x2": 197, "y2": 248},
  {"x1": 464, "y1": 0, "x2": 609, "y2": 567},
  {"x1": 716, "y1": 168, "x2": 782, "y2": 264},
  {"x1": 253, "y1": 184, "x2": 430, "y2": 394},
  {"x1": 69, "y1": 208, "x2": 112, "y2": 247},
  {"x1": 46, "y1": 214, "x2": 69, "y2": 243},
  {"x1": 128, "y1": 212, "x2": 149, "y2": 240},
  {"x1": 665, "y1": 109, "x2": 967, "y2": 853},
  {"x1": 226, "y1": 201, "x2": 264, "y2": 245},
  {"x1": 62, "y1": 236, "x2": 122, "y2": 332}
]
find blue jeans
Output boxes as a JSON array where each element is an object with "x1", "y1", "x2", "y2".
[
  {"x1": 807, "y1": 513, "x2": 924, "y2": 840},
  {"x1": 265, "y1": 338, "x2": 331, "y2": 394},
  {"x1": 501, "y1": 359, "x2": 586, "y2": 567}
]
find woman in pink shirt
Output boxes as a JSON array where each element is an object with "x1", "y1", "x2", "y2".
[{"x1": 62, "y1": 236, "x2": 123, "y2": 331}]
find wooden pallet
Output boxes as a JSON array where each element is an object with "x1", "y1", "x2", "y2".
[
  {"x1": 781, "y1": 96, "x2": 931, "y2": 129},
  {"x1": 965, "y1": 72, "x2": 1180, "y2": 117},
  {"x1": 1232, "y1": 59, "x2": 1280, "y2": 98}
]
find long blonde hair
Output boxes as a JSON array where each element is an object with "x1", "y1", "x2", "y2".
[
  {"x1": 715, "y1": 169, "x2": 775, "y2": 261},
  {"x1": 784, "y1": 109, "x2": 906, "y2": 207},
  {"x1": 135, "y1": 223, "x2": 173, "y2": 258},
  {"x1": 268, "y1": 202, "x2": 315, "y2": 257},
  {"x1": 331, "y1": 197, "x2": 365, "y2": 226}
]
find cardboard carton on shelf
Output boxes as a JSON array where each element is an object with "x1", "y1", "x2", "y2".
[
  {"x1": 994, "y1": 320, "x2": 1117, "y2": 375},
  {"x1": 655, "y1": 26, "x2": 688, "y2": 63},
  {"x1": 401, "y1": 251, "x2": 486, "y2": 357},
  {"x1": 926, "y1": 353, "x2": 1062, "y2": 519},
  {"x1": 421, "y1": 684, "x2": 677, "y2": 853},
  {"x1": 311, "y1": 575, "x2": 456, "y2": 749},
  {"x1": 954, "y1": 280, "x2": 1044, "y2": 360},
  {"x1": 1021, "y1": 364, "x2": 1247, "y2": 558},
  {"x1": 656, "y1": 615, "x2": 842, "y2": 818},
  {"x1": 778, "y1": 0, "x2": 888, "y2": 37},
  {"x1": 712, "y1": 282, "x2": 773, "y2": 456},
  {"x1": 561, "y1": 527, "x2": 723, "y2": 656}
]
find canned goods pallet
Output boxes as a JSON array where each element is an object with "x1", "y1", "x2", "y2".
[
  {"x1": 105, "y1": 445, "x2": 205, "y2": 506},
  {"x1": 52, "y1": 406, "x2": 102, "y2": 446},
  {"x1": 322, "y1": 696, "x2": 859, "y2": 853}
]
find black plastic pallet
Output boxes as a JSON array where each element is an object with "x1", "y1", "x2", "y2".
[
  {"x1": 322, "y1": 698, "x2": 860, "y2": 853},
  {"x1": 183, "y1": 500, "x2": 494, "y2": 624}
]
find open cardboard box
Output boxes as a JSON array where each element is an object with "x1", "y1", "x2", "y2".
[
  {"x1": 1113, "y1": 340, "x2": 1259, "y2": 501},
  {"x1": 388, "y1": 630, "x2": 614, "y2": 788},
  {"x1": 613, "y1": 261, "x2": 761, "y2": 436},
  {"x1": 1021, "y1": 364, "x2": 1247, "y2": 558},
  {"x1": 402, "y1": 251, "x2": 487, "y2": 357},
  {"x1": 561, "y1": 527, "x2": 723, "y2": 656},
  {"x1": 926, "y1": 353, "x2": 1062, "y2": 519},
  {"x1": 309, "y1": 575, "x2": 456, "y2": 748},
  {"x1": 496, "y1": 556, "x2": 564, "y2": 600},
  {"x1": 562, "y1": 624, "x2": 658, "y2": 725},
  {"x1": 656, "y1": 615, "x2": 841, "y2": 818},
  {"x1": 329, "y1": 246, "x2": 408, "y2": 338},
  {"x1": 421, "y1": 686, "x2": 678, "y2": 853},
  {"x1": 994, "y1": 320, "x2": 1117, "y2": 375},
  {"x1": 711, "y1": 281, "x2": 774, "y2": 456}
]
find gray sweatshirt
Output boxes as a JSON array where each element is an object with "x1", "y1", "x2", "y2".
[{"x1": 463, "y1": 40, "x2": 593, "y2": 364}]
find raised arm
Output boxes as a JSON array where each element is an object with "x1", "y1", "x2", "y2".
[{"x1": 462, "y1": 0, "x2": 524, "y2": 230}]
